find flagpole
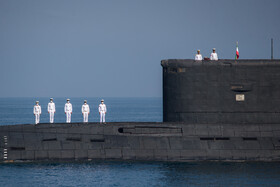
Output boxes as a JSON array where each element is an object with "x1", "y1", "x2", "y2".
[{"x1": 235, "y1": 41, "x2": 239, "y2": 60}]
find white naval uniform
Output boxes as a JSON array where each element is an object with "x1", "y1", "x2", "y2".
[
  {"x1": 81, "y1": 104, "x2": 90, "y2": 122},
  {"x1": 195, "y1": 54, "x2": 202, "y2": 61},
  {"x1": 48, "y1": 102, "x2": 56, "y2": 123},
  {"x1": 99, "y1": 104, "x2": 107, "y2": 123},
  {"x1": 33, "y1": 105, "x2": 41, "y2": 124},
  {"x1": 210, "y1": 52, "x2": 218, "y2": 60},
  {"x1": 64, "y1": 102, "x2": 73, "y2": 123}
]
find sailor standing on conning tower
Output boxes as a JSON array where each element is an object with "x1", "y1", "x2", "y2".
[
  {"x1": 99, "y1": 99, "x2": 107, "y2": 123},
  {"x1": 210, "y1": 48, "x2": 218, "y2": 60},
  {"x1": 195, "y1": 50, "x2": 202, "y2": 61},
  {"x1": 64, "y1": 99, "x2": 72, "y2": 123},
  {"x1": 48, "y1": 98, "x2": 56, "y2": 123},
  {"x1": 33, "y1": 101, "x2": 41, "y2": 124},
  {"x1": 81, "y1": 100, "x2": 90, "y2": 123}
]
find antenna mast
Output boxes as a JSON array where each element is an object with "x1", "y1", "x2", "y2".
[{"x1": 271, "y1": 38, "x2": 273, "y2": 60}]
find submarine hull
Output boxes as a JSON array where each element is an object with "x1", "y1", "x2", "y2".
[
  {"x1": 2, "y1": 59, "x2": 280, "y2": 162},
  {"x1": 1, "y1": 122, "x2": 280, "y2": 162}
]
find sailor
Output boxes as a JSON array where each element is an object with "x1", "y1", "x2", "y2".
[
  {"x1": 210, "y1": 48, "x2": 218, "y2": 60},
  {"x1": 81, "y1": 100, "x2": 90, "y2": 123},
  {"x1": 33, "y1": 101, "x2": 41, "y2": 124},
  {"x1": 99, "y1": 99, "x2": 107, "y2": 123},
  {"x1": 195, "y1": 49, "x2": 203, "y2": 61},
  {"x1": 64, "y1": 99, "x2": 72, "y2": 123},
  {"x1": 47, "y1": 98, "x2": 56, "y2": 123}
]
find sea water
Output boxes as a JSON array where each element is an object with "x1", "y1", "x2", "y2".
[
  {"x1": 0, "y1": 98, "x2": 280, "y2": 187},
  {"x1": 0, "y1": 97, "x2": 162, "y2": 125}
]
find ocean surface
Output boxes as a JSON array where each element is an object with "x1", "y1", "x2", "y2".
[
  {"x1": 1, "y1": 97, "x2": 280, "y2": 187},
  {"x1": 0, "y1": 97, "x2": 162, "y2": 125}
]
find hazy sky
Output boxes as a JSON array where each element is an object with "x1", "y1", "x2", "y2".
[{"x1": 0, "y1": 0, "x2": 280, "y2": 97}]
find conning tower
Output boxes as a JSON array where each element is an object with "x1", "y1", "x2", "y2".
[{"x1": 162, "y1": 59, "x2": 280, "y2": 124}]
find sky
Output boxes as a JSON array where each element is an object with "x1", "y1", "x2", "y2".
[{"x1": 0, "y1": 0, "x2": 280, "y2": 97}]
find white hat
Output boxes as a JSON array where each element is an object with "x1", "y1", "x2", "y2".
[
  {"x1": 67, "y1": 98, "x2": 70, "y2": 101},
  {"x1": 50, "y1": 98, "x2": 53, "y2": 100},
  {"x1": 36, "y1": 101, "x2": 39, "y2": 103},
  {"x1": 84, "y1": 100, "x2": 87, "y2": 103},
  {"x1": 213, "y1": 48, "x2": 216, "y2": 51},
  {"x1": 101, "y1": 99, "x2": 104, "y2": 102}
]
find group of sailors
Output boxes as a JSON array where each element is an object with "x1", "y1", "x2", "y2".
[
  {"x1": 33, "y1": 98, "x2": 107, "y2": 124},
  {"x1": 195, "y1": 48, "x2": 218, "y2": 61}
]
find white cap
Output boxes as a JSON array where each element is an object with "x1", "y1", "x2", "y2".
[
  {"x1": 36, "y1": 101, "x2": 39, "y2": 103},
  {"x1": 101, "y1": 99, "x2": 104, "y2": 102},
  {"x1": 84, "y1": 100, "x2": 87, "y2": 103},
  {"x1": 50, "y1": 98, "x2": 53, "y2": 100},
  {"x1": 67, "y1": 98, "x2": 70, "y2": 101},
  {"x1": 213, "y1": 48, "x2": 216, "y2": 51}
]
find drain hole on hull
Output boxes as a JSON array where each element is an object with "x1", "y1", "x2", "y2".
[
  {"x1": 91, "y1": 139, "x2": 105, "y2": 142},
  {"x1": 66, "y1": 138, "x2": 81, "y2": 141},
  {"x1": 216, "y1": 137, "x2": 230, "y2": 140},
  {"x1": 118, "y1": 128, "x2": 124, "y2": 133},
  {"x1": 10, "y1": 147, "x2": 25, "y2": 150},
  {"x1": 42, "y1": 138, "x2": 57, "y2": 142},
  {"x1": 243, "y1": 137, "x2": 257, "y2": 141},
  {"x1": 200, "y1": 137, "x2": 215, "y2": 140}
]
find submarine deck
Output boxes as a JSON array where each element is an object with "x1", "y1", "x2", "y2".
[{"x1": 1, "y1": 122, "x2": 280, "y2": 162}]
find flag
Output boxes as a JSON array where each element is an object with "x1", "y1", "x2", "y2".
[{"x1": 235, "y1": 43, "x2": 239, "y2": 60}]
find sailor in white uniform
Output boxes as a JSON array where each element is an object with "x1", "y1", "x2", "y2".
[
  {"x1": 64, "y1": 99, "x2": 72, "y2": 123},
  {"x1": 195, "y1": 49, "x2": 202, "y2": 61},
  {"x1": 48, "y1": 98, "x2": 56, "y2": 123},
  {"x1": 81, "y1": 100, "x2": 90, "y2": 123},
  {"x1": 99, "y1": 99, "x2": 107, "y2": 123},
  {"x1": 210, "y1": 48, "x2": 218, "y2": 60},
  {"x1": 33, "y1": 101, "x2": 41, "y2": 124}
]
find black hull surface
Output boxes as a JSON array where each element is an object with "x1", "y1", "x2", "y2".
[
  {"x1": 1, "y1": 122, "x2": 280, "y2": 162},
  {"x1": 2, "y1": 59, "x2": 280, "y2": 162},
  {"x1": 162, "y1": 59, "x2": 280, "y2": 124}
]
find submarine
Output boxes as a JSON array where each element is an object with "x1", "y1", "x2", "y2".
[{"x1": 1, "y1": 59, "x2": 280, "y2": 162}]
